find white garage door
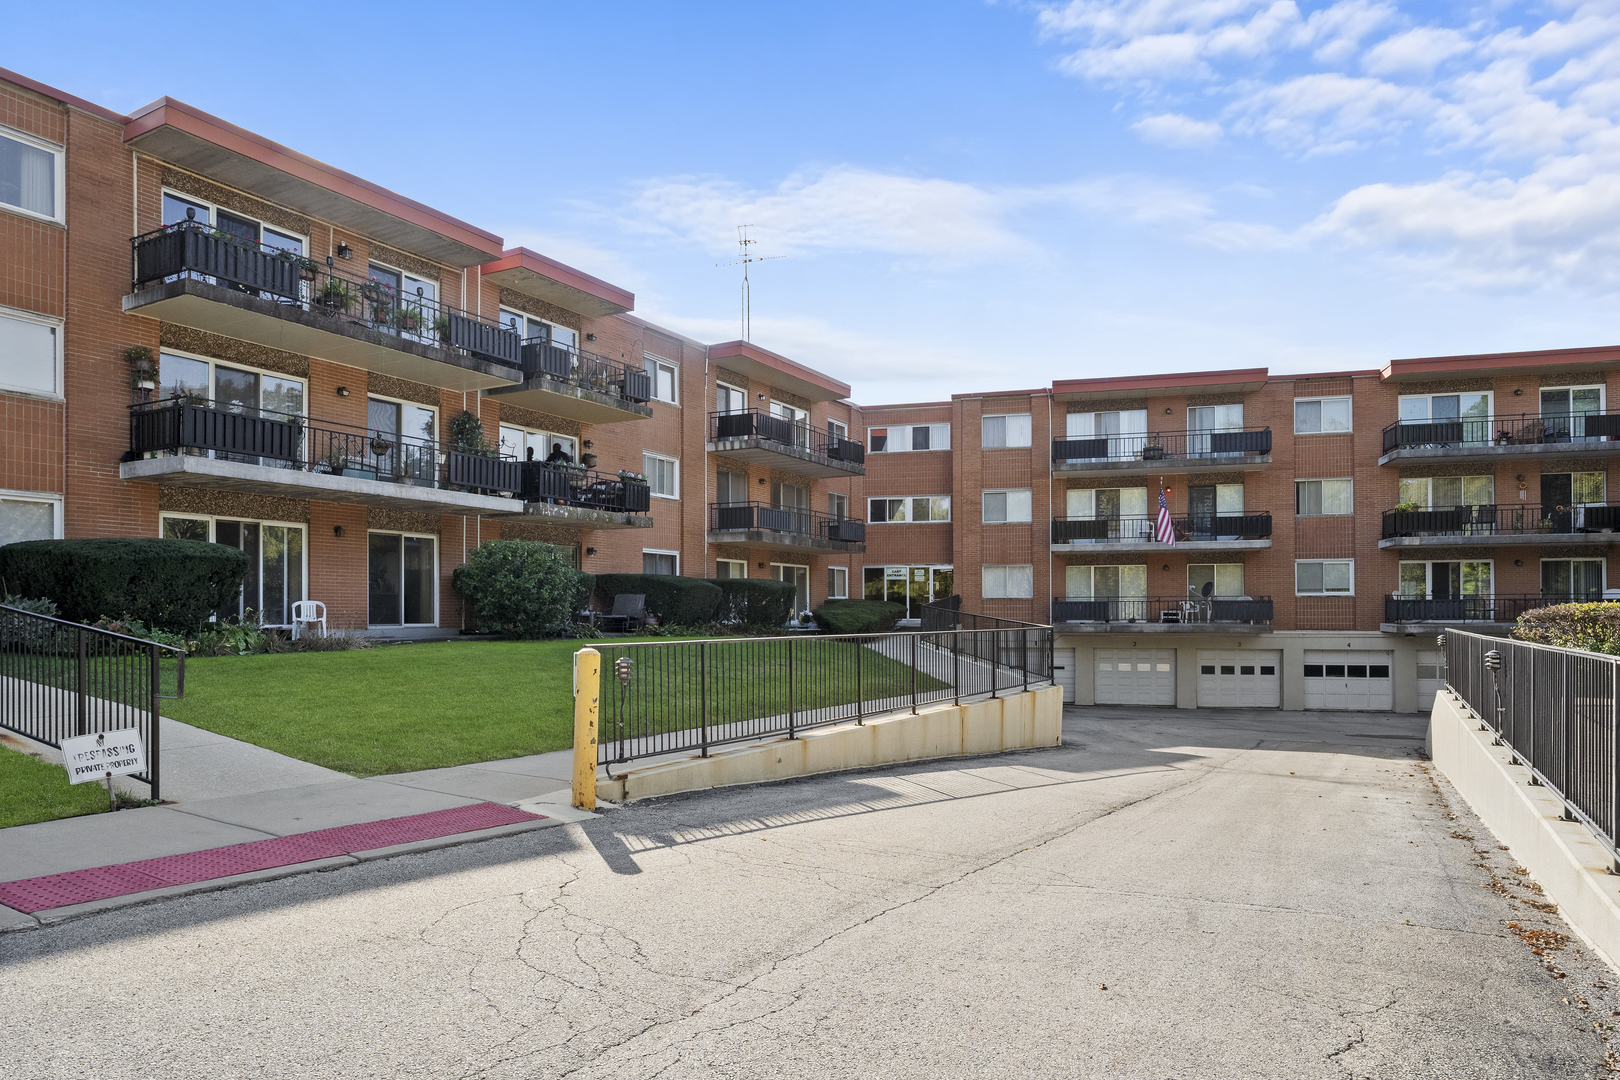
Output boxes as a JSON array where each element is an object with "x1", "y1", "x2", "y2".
[
  {"x1": 1197, "y1": 650, "x2": 1281, "y2": 708},
  {"x1": 1417, "y1": 650, "x2": 1446, "y2": 711},
  {"x1": 1053, "y1": 648, "x2": 1076, "y2": 704},
  {"x1": 1096, "y1": 649, "x2": 1175, "y2": 706},
  {"x1": 1303, "y1": 651, "x2": 1393, "y2": 711}
]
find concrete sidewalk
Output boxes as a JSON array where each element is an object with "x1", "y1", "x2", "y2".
[{"x1": 0, "y1": 718, "x2": 588, "y2": 930}]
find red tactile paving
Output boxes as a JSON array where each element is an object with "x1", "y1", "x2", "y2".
[{"x1": 0, "y1": 802, "x2": 545, "y2": 915}]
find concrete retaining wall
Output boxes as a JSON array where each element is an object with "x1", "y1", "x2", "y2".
[
  {"x1": 597, "y1": 685, "x2": 1063, "y2": 803},
  {"x1": 1428, "y1": 689, "x2": 1620, "y2": 973}
]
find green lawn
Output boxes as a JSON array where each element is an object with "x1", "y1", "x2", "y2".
[
  {"x1": 164, "y1": 636, "x2": 945, "y2": 777},
  {"x1": 0, "y1": 742, "x2": 112, "y2": 829}
]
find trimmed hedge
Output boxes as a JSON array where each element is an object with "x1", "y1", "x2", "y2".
[
  {"x1": 452, "y1": 540, "x2": 595, "y2": 639},
  {"x1": 595, "y1": 574, "x2": 722, "y2": 627},
  {"x1": 1514, "y1": 602, "x2": 1620, "y2": 655},
  {"x1": 812, "y1": 599, "x2": 905, "y2": 635},
  {"x1": 0, "y1": 538, "x2": 250, "y2": 633},
  {"x1": 708, "y1": 578, "x2": 797, "y2": 628}
]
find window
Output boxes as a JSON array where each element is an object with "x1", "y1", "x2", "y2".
[
  {"x1": 1399, "y1": 392, "x2": 1491, "y2": 424},
  {"x1": 1065, "y1": 564, "x2": 1147, "y2": 599},
  {"x1": 716, "y1": 559, "x2": 747, "y2": 580},
  {"x1": 1543, "y1": 559, "x2": 1604, "y2": 601},
  {"x1": 367, "y1": 532, "x2": 435, "y2": 626},
  {"x1": 366, "y1": 397, "x2": 437, "y2": 482},
  {"x1": 0, "y1": 308, "x2": 60, "y2": 397},
  {"x1": 982, "y1": 414, "x2": 1032, "y2": 448},
  {"x1": 773, "y1": 563, "x2": 810, "y2": 611},
  {"x1": 499, "y1": 425, "x2": 575, "y2": 465},
  {"x1": 868, "y1": 423, "x2": 950, "y2": 453},
  {"x1": 1188, "y1": 564, "x2": 1244, "y2": 597},
  {"x1": 1398, "y1": 561, "x2": 1492, "y2": 599},
  {"x1": 1295, "y1": 479, "x2": 1353, "y2": 516},
  {"x1": 0, "y1": 128, "x2": 62, "y2": 222},
  {"x1": 828, "y1": 418, "x2": 849, "y2": 442},
  {"x1": 868, "y1": 496, "x2": 950, "y2": 522},
  {"x1": 644, "y1": 355, "x2": 677, "y2": 403},
  {"x1": 0, "y1": 491, "x2": 60, "y2": 545},
  {"x1": 983, "y1": 564, "x2": 1034, "y2": 599},
  {"x1": 499, "y1": 309, "x2": 575, "y2": 351},
  {"x1": 643, "y1": 550, "x2": 679, "y2": 575},
  {"x1": 1067, "y1": 409, "x2": 1147, "y2": 437},
  {"x1": 1188, "y1": 404, "x2": 1243, "y2": 430},
  {"x1": 162, "y1": 515, "x2": 306, "y2": 625},
  {"x1": 983, "y1": 489, "x2": 1033, "y2": 523},
  {"x1": 828, "y1": 492, "x2": 849, "y2": 520},
  {"x1": 716, "y1": 469, "x2": 747, "y2": 505},
  {"x1": 827, "y1": 565, "x2": 849, "y2": 599},
  {"x1": 156, "y1": 351, "x2": 306, "y2": 417},
  {"x1": 1399, "y1": 476, "x2": 1493, "y2": 509},
  {"x1": 365, "y1": 264, "x2": 438, "y2": 344},
  {"x1": 771, "y1": 480, "x2": 808, "y2": 510},
  {"x1": 1294, "y1": 397, "x2": 1352, "y2": 434},
  {"x1": 1296, "y1": 560, "x2": 1353, "y2": 595},
  {"x1": 1542, "y1": 386, "x2": 1603, "y2": 424},
  {"x1": 716, "y1": 382, "x2": 746, "y2": 414},
  {"x1": 643, "y1": 452, "x2": 679, "y2": 499},
  {"x1": 162, "y1": 190, "x2": 308, "y2": 261}
]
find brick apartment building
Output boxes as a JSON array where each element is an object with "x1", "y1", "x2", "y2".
[{"x1": 3, "y1": 67, "x2": 1618, "y2": 716}]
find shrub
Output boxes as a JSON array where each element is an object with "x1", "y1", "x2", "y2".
[
  {"x1": 811, "y1": 599, "x2": 905, "y2": 635},
  {"x1": 708, "y1": 578, "x2": 796, "y2": 628},
  {"x1": 0, "y1": 538, "x2": 250, "y2": 633},
  {"x1": 1514, "y1": 602, "x2": 1620, "y2": 655},
  {"x1": 594, "y1": 574, "x2": 722, "y2": 627},
  {"x1": 452, "y1": 540, "x2": 594, "y2": 639},
  {"x1": 2, "y1": 594, "x2": 59, "y2": 620},
  {"x1": 92, "y1": 614, "x2": 195, "y2": 653}
]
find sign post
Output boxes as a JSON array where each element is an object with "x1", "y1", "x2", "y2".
[{"x1": 60, "y1": 728, "x2": 147, "y2": 810}]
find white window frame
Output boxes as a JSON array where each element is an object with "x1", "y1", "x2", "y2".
[
  {"x1": 498, "y1": 423, "x2": 575, "y2": 464},
  {"x1": 160, "y1": 188, "x2": 309, "y2": 255},
  {"x1": 160, "y1": 513, "x2": 311, "y2": 624},
  {"x1": 643, "y1": 548, "x2": 680, "y2": 575},
  {"x1": 982, "y1": 488, "x2": 1033, "y2": 524},
  {"x1": 0, "y1": 126, "x2": 65, "y2": 225},
  {"x1": 497, "y1": 307, "x2": 574, "y2": 346},
  {"x1": 156, "y1": 348, "x2": 309, "y2": 424},
  {"x1": 0, "y1": 488, "x2": 63, "y2": 542},
  {"x1": 643, "y1": 452, "x2": 679, "y2": 500},
  {"x1": 365, "y1": 529, "x2": 438, "y2": 628},
  {"x1": 827, "y1": 417, "x2": 849, "y2": 441},
  {"x1": 982, "y1": 564, "x2": 1035, "y2": 599},
  {"x1": 1295, "y1": 559, "x2": 1355, "y2": 596},
  {"x1": 827, "y1": 565, "x2": 849, "y2": 599},
  {"x1": 867, "y1": 422, "x2": 951, "y2": 453},
  {"x1": 868, "y1": 495, "x2": 951, "y2": 523},
  {"x1": 1540, "y1": 385, "x2": 1605, "y2": 415},
  {"x1": 1398, "y1": 391, "x2": 1493, "y2": 423},
  {"x1": 644, "y1": 354, "x2": 678, "y2": 404},
  {"x1": 1293, "y1": 396, "x2": 1352, "y2": 435},
  {"x1": 982, "y1": 413, "x2": 1033, "y2": 449},
  {"x1": 1396, "y1": 559, "x2": 1495, "y2": 599},
  {"x1": 1541, "y1": 557, "x2": 1607, "y2": 599},
  {"x1": 1187, "y1": 563, "x2": 1244, "y2": 597},
  {"x1": 0, "y1": 305, "x2": 63, "y2": 400},
  {"x1": 716, "y1": 381, "x2": 747, "y2": 414},
  {"x1": 1295, "y1": 478, "x2": 1354, "y2": 517},
  {"x1": 716, "y1": 558, "x2": 747, "y2": 579}
]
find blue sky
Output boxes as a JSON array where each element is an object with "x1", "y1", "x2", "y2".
[{"x1": 9, "y1": 0, "x2": 1620, "y2": 402}]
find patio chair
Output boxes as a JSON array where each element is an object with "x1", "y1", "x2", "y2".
[
  {"x1": 600, "y1": 593, "x2": 646, "y2": 633},
  {"x1": 291, "y1": 600, "x2": 327, "y2": 641}
]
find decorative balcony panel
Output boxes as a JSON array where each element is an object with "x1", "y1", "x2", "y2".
[
  {"x1": 705, "y1": 502, "x2": 866, "y2": 553},
  {"x1": 707, "y1": 410, "x2": 866, "y2": 478}
]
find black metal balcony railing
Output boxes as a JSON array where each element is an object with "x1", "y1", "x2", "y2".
[
  {"x1": 1384, "y1": 594, "x2": 1585, "y2": 624},
  {"x1": 521, "y1": 462, "x2": 652, "y2": 514},
  {"x1": 520, "y1": 336, "x2": 652, "y2": 403},
  {"x1": 1052, "y1": 596, "x2": 1273, "y2": 625},
  {"x1": 708, "y1": 502, "x2": 866, "y2": 543},
  {"x1": 1051, "y1": 512, "x2": 1272, "y2": 544},
  {"x1": 1052, "y1": 427, "x2": 1271, "y2": 464},
  {"x1": 1380, "y1": 502, "x2": 1620, "y2": 540},
  {"x1": 130, "y1": 221, "x2": 520, "y2": 366},
  {"x1": 709, "y1": 410, "x2": 866, "y2": 464},
  {"x1": 1382, "y1": 410, "x2": 1620, "y2": 454},
  {"x1": 129, "y1": 397, "x2": 522, "y2": 495}
]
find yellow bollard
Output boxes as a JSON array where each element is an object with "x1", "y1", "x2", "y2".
[{"x1": 572, "y1": 647, "x2": 600, "y2": 810}]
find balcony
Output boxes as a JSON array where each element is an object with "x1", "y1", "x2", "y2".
[
  {"x1": 1379, "y1": 411, "x2": 1620, "y2": 466},
  {"x1": 124, "y1": 222, "x2": 522, "y2": 393},
  {"x1": 1050, "y1": 512, "x2": 1272, "y2": 552},
  {"x1": 1379, "y1": 502, "x2": 1620, "y2": 547},
  {"x1": 1052, "y1": 596, "x2": 1273, "y2": 633},
  {"x1": 1382, "y1": 594, "x2": 1564, "y2": 631},
  {"x1": 705, "y1": 502, "x2": 866, "y2": 553},
  {"x1": 484, "y1": 338, "x2": 654, "y2": 425},
  {"x1": 706, "y1": 410, "x2": 866, "y2": 478},
  {"x1": 1052, "y1": 427, "x2": 1271, "y2": 477},
  {"x1": 121, "y1": 398, "x2": 649, "y2": 529}
]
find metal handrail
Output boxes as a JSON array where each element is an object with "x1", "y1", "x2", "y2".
[
  {"x1": 1052, "y1": 426, "x2": 1271, "y2": 463},
  {"x1": 1052, "y1": 595, "x2": 1273, "y2": 624},
  {"x1": 1380, "y1": 501, "x2": 1620, "y2": 539},
  {"x1": 1382, "y1": 409, "x2": 1620, "y2": 453},
  {"x1": 1384, "y1": 594, "x2": 1570, "y2": 623},
  {"x1": 516, "y1": 334, "x2": 652, "y2": 402},
  {"x1": 707, "y1": 501, "x2": 866, "y2": 540},
  {"x1": 709, "y1": 409, "x2": 866, "y2": 463},
  {"x1": 1052, "y1": 512, "x2": 1272, "y2": 543}
]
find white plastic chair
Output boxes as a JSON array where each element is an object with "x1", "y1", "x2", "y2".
[{"x1": 291, "y1": 600, "x2": 327, "y2": 641}]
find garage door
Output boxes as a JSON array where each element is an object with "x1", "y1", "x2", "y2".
[
  {"x1": 1417, "y1": 650, "x2": 1446, "y2": 711},
  {"x1": 1053, "y1": 648, "x2": 1076, "y2": 704},
  {"x1": 1303, "y1": 650, "x2": 1393, "y2": 711},
  {"x1": 1197, "y1": 650, "x2": 1280, "y2": 708},
  {"x1": 1096, "y1": 649, "x2": 1175, "y2": 706}
]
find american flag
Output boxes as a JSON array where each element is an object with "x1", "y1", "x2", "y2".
[{"x1": 1156, "y1": 487, "x2": 1176, "y2": 546}]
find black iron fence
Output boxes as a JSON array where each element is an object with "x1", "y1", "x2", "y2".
[
  {"x1": 592, "y1": 622, "x2": 1053, "y2": 766},
  {"x1": 1383, "y1": 410, "x2": 1620, "y2": 453},
  {"x1": 709, "y1": 410, "x2": 866, "y2": 464},
  {"x1": 1051, "y1": 512, "x2": 1272, "y2": 544},
  {"x1": 1381, "y1": 502, "x2": 1620, "y2": 540},
  {"x1": 708, "y1": 502, "x2": 866, "y2": 543},
  {"x1": 0, "y1": 606, "x2": 184, "y2": 800},
  {"x1": 1385, "y1": 594, "x2": 1566, "y2": 624},
  {"x1": 1052, "y1": 595, "x2": 1273, "y2": 625},
  {"x1": 129, "y1": 397, "x2": 524, "y2": 496},
  {"x1": 520, "y1": 336, "x2": 652, "y2": 403},
  {"x1": 1444, "y1": 628, "x2": 1620, "y2": 864},
  {"x1": 1052, "y1": 427, "x2": 1271, "y2": 464},
  {"x1": 130, "y1": 221, "x2": 520, "y2": 366},
  {"x1": 522, "y1": 462, "x2": 652, "y2": 513}
]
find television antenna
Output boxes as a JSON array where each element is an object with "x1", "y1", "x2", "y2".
[{"x1": 715, "y1": 225, "x2": 784, "y2": 341}]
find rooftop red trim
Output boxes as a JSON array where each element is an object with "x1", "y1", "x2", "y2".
[
  {"x1": 858, "y1": 401, "x2": 954, "y2": 411},
  {"x1": 1381, "y1": 344, "x2": 1620, "y2": 380},
  {"x1": 482, "y1": 248, "x2": 634, "y2": 311},
  {"x1": 1269, "y1": 369, "x2": 1382, "y2": 381},
  {"x1": 951, "y1": 388, "x2": 1051, "y2": 400},
  {"x1": 123, "y1": 98, "x2": 503, "y2": 257},
  {"x1": 0, "y1": 67, "x2": 130, "y2": 126},
  {"x1": 707, "y1": 340, "x2": 852, "y2": 399},
  {"x1": 1050, "y1": 367, "x2": 1269, "y2": 394}
]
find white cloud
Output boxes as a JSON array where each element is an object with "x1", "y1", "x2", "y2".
[
  {"x1": 1361, "y1": 26, "x2": 1472, "y2": 75},
  {"x1": 1133, "y1": 111, "x2": 1225, "y2": 145},
  {"x1": 1227, "y1": 72, "x2": 1438, "y2": 151}
]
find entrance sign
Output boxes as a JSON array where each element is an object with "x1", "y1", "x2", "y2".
[
  {"x1": 61, "y1": 728, "x2": 146, "y2": 784},
  {"x1": 885, "y1": 567, "x2": 906, "y2": 580}
]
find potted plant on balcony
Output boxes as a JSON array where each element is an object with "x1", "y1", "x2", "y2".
[
  {"x1": 1393, "y1": 501, "x2": 1420, "y2": 513},
  {"x1": 124, "y1": 346, "x2": 157, "y2": 391},
  {"x1": 580, "y1": 452, "x2": 598, "y2": 468},
  {"x1": 449, "y1": 410, "x2": 491, "y2": 457},
  {"x1": 1141, "y1": 442, "x2": 1167, "y2": 461},
  {"x1": 433, "y1": 314, "x2": 452, "y2": 344},
  {"x1": 370, "y1": 436, "x2": 396, "y2": 457},
  {"x1": 617, "y1": 469, "x2": 646, "y2": 483},
  {"x1": 393, "y1": 306, "x2": 423, "y2": 334},
  {"x1": 317, "y1": 278, "x2": 352, "y2": 313}
]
